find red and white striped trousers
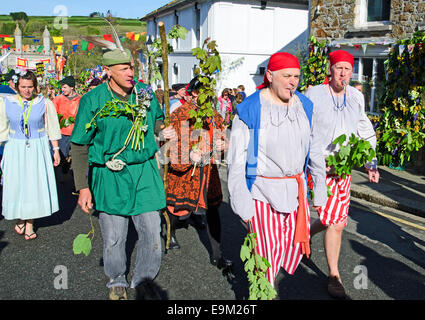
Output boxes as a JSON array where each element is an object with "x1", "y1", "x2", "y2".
[
  {"x1": 250, "y1": 199, "x2": 310, "y2": 287},
  {"x1": 317, "y1": 175, "x2": 351, "y2": 227}
]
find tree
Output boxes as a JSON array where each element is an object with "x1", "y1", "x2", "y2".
[{"x1": 10, "y1": 12, "x2": 29, "y2": 23}]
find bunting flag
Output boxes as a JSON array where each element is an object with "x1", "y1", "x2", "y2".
[
  {"x1": 17, "y1": 58, "x2": 28, "y2": 68},
  {"x1": 126, "y1": 32, "x2": 135, "y2": 41},
  {"x1": 134, "y1": 33, "x2": 140, "y2": 41},
  {"x1": 56, "y1": 45, "x2": 63, "y2": 52},
  {"x1": 81, "y1": 40, "x2": 89, "y2": 51},
  {"x1": 72, "y1": 44, "x2": 78, "y2": 52},
  {"x1": 88, "y1": 42, "x2": 93, "y2": 50},
  {"x1": 36, "y1": 45, "x2": 44, "y2": 53},
  {"x1": 52, "y1": 36, "x2": 64, "y2": 44},
  {"x1": 361, "y1": 43, "x2": 368, "y2": 54},
  {"x1": 33, "y1": 39, "x2": 40, "y2": 43},
  {"x1": 2, "y1": 45, "x2": 10, "y2": 49},
  {"x1": 398, "y1": 44, "x2": 405, "y2": 57},
  {"x1": 0, "y1": 35, "x2": 10, "y2": 38},
  {"x1": 71, "y1": 40, "x2": 79, "y2": 46},
  {"x1": 4, "y1": 37, "x2": 14, "y2": 43},
  {"x1": 23, "y1": 45, "x2": 29, "y2": 51},
  {"x1": 408, "y1": 44, "x2": 415, "y2": 54},
  {"x1": 103, "y1": 34, "x2": 114, "y2": 42}
]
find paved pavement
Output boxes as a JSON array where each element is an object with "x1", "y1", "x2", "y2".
[
  {"x1": 0, "y1": 164, "x2": 424, "y2": 302},
  {"x1": 351, "y1": 165, "x2": 425, "y2": 218}
]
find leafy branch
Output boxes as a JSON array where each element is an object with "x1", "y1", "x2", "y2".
[
  {"x1": 240, "y1": 227, "x2": 277, "y2": 300},
  {"x1": 189, "y1": 38, "x2": 221, "y2": 130},
  {"x1": 326, "y1": 133, "x2": 376, "y2": 178}
]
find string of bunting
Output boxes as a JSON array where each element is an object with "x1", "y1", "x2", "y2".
[{"x1": 0, "y1": 31, "x2": 147, "y2": 55}]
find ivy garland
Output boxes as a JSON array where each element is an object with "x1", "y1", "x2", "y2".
[
  {"x1": 299, "y1": 36, "x2": 329, "y2": 92},
  {"x1": 377, "y1": 31, "x2": 425, "y2": 167}
]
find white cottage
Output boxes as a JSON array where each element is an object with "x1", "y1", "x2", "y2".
[{"x1": 141, "y1": 0, "x2": 309, "y2": 95}]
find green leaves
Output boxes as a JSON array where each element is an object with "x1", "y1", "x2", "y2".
[
  {"x1": 73, "y1": 234, "x2": 92, "y2": 256},
  {"x1": 189, "y1": 38, "x2": 222, "y2": 129},
  {"x1": 73, "y1": 215, "x2": 95, "y2": 257},
  {"x1": 240, "y1": 231, "x2": 277, "y2": 300},
  {"x1": 326, "y1": 133, "x2": 376, "y2": 178}
]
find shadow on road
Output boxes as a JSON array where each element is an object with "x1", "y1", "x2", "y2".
[
  {"x1": 350, "y1": 200, "x2": 425, "y2": 271},
  {"x1": 350, "y1": 240, "x2": 425, "y2": 299}
]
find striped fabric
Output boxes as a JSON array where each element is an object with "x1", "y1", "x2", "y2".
[
  {"x1": 251, "y1": 199, "x2": 310, "y2": 287},
  {"x1": 317, "y1": 175, "x2": 352, "y2": 227}
]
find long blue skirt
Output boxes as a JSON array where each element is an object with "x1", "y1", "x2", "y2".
[{"x1": 1, "y1": 135, "x2": 59, "y2": 220}]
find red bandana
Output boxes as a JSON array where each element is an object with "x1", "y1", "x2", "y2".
[
  {"x1": 257, "y1": 52, "x2": 300, "y2": 90},
  {"x1": 329, "y1": 50, "x2": 354, "y2": 67}
]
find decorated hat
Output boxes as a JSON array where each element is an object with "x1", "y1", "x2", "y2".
[
  {"x1": 329, "y1": 50, "x2": 354, "y2": 67},
  {"x1": 102, "y1": 48, "x2": 132, "y2": 66},
  {"x1": 258, "y1": 52, "x2": 301, "y2": 90},
  {"x1": 83, "y1": 14, "x2": 132, "y2": 67}
]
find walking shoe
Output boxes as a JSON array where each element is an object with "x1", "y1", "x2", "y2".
[
  {"x1": 168, "y1": 235, "x2": 180, "y2": 250},
  {"x1": 109, "y1": 286, "x2": 127, "y2": 300},
  {"x1": 327, "y1": 276, "x2": 346, "y2": 299}
]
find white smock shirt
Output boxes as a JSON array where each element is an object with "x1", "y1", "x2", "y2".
[
  {"x1": 227, "y1": 91, "x2": 327, "y2": 222},
  {"x1": 304, "y1": 84, "x2": 377, "y2": 169}
]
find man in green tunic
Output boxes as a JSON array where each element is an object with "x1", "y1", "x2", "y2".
[{"x1": 71, "y1": 48, "x2": 172, "y2": 300}]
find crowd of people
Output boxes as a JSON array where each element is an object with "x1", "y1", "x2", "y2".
[{"x1": 0, "y1": 46, "x2": 380, "y2": 301}]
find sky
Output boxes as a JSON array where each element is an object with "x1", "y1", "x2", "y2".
[{"x1": 0, "y1": 0, "x2": 172, "y2": 19}]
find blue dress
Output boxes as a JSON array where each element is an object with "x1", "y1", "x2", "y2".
[{"x1": 1, "y1": 96, "x2": 59, "y2": 220}]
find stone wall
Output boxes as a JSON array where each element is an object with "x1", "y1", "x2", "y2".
[
  {"x1": 310, "y1": 0, "x2": 425, "y2": 40},
  {"x1": 391, "y1": 0, "x2": 425, "y2": 39},
  {"x1": 310, "y1": 0, "x2": 356, "y2": 39}
]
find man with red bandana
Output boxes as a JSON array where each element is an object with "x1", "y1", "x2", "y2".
[
  {"x1": 227, "y1": 52, "x2": 327, "y2": 288},
  {"x1": 305, "y1": 50, "x2": 380, "y2": 299}
]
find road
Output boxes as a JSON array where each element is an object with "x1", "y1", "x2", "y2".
[{"x1": 0, "y1": 166, "x2": 424, "y2": 301}]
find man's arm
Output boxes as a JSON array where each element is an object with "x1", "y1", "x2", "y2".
[{"x1": 71, "y1": 142, "x2": 93, "y2": 214}]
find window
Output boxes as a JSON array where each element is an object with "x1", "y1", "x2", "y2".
[
  {"x1": 367, "y1": 0, "x2": 390, "y2": 22},
  {"x1": 355, "y1": 0, "x2": 391, "y2": 28}
]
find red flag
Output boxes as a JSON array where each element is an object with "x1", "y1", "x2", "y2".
[
  {"x1": 103, "y1": 34, "x2": 114, "y2": 42},
  {"x1": 88, "y1": 42, "x2": 93, "y2": 50}
]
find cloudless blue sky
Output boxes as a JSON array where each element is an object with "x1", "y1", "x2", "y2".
[{"x1": 0, "y1": 0, "x2": 172, "y2": 19}]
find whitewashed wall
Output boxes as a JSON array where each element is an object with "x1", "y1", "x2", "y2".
[{"x1": 144, "y1": 0, "x2": 308, "y2": 95}]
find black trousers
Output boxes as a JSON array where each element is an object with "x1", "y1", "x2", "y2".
[{"x1": 168, "y1": 206, "x2": 222, "y2": 259}]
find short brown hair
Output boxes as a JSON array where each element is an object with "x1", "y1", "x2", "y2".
[
  {"x1": 16, "y1": 71, "x2": 38, "y2": 96},
  {"x1": 237, "y1": 85, "x2": 245, "y2": 91}
]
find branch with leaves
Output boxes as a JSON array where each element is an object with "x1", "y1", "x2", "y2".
[
  {"x1": 240, "y1": 223, "x2": 277, "y2": 300},
  {"x1": 326, "y1": 133, "x2": 376, "y2": 178}
]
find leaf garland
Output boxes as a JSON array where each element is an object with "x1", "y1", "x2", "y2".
[
  {"x1": 377, "y1": 31, "x2": 425, "y2": 167},
  {"x1": 85, "y1": 85, "x2": 153, "y2": 151}
]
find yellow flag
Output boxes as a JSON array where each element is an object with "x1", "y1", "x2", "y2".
[
  {"x1": 4, "y1": 37, "x2": 14, "y2": 43},
  {"x1": 53, "y1": 36, "x2": 64, "y2": 44},
  {"x1": 56, "y1": 45, "x2": 63, "y2": 52},
  {"x1": 134, "y1": 33, "x2": 140, "y2": 41}
]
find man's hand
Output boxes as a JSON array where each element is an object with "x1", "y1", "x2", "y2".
[
  {"x1": 78, "y1": 188, "x2": 93, "y2": 214},
  {"x1": 190, "y1": 149, "x2": 202, "y2": 164},
  {"x1": 160, "y1": 125, "x2": 176, "y2": 140},
  {"x1": 313, "y1": 206, "x2": 321, "y2": 212},
  {"x1": 368, "y1": 168, "x2": 380, "y2": 183},
  {"x1": 215, "y1": 138, "x2": 227, "y2": 152}
]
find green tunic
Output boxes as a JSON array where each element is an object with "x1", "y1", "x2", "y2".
[{"x1": 70, "y1": 82, "x2": 165, "y2": 216}]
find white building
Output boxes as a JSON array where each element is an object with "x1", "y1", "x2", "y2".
[{"x1": 141, "y1": 0, "x2": 309, "y2": 95}]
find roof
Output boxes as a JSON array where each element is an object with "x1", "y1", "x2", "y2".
[{"x1": 140, "y1": 0, "x2": 309, "y2": 21}]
